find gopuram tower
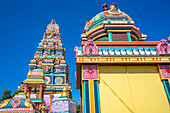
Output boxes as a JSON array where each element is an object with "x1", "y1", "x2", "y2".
[
  {"x1": 0, "y1": 19, "x2": 76, "y2": 113},
  {"x1": 18, "y1": 19, "x2": 72, "y2": 106},
  {"x1": 75, "y1": 3, "x2": 170, "y2": 113}
]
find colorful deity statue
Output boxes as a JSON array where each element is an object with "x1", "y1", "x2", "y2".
[{"x1": 75, "y1": 3, "x2": 170, "y2": 113}]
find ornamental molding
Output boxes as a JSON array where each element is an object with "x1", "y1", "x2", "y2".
[
  {"x1": 156, "y1": 39, "x2": 170, "y2": 55},
  {"x1": 82, "y1": 39, "x2": 99, "y2": 55},
  {"x1": 76, "y1": 56, "x2": 170, "y2": 63}
]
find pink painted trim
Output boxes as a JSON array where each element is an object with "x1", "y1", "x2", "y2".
[
  {"x1": 0, "y1": 108, "x2": 34, "y2": 112},
  {"x1": 105, "y1": 25, "x2": 133, "y2": 28}
]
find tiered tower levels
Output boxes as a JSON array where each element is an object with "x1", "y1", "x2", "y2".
[{"x1": 18, "y1": 19, "x2": 72, "y2": 105}]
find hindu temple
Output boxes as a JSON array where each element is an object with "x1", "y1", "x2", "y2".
[
  {"x1": 0, "y1": 2, "x2": 170, "y2": 113},
  {"x1": 0, "y1": 19, "x2": 76, "y2": 113},
  {"x1": 74, "y1": 3, "x2": 170, "y2": 113}
]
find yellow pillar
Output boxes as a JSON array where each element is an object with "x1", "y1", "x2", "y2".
[
  {"x1": 28, "y1": 87, "x2": 32, "y2": 99},
  {"x1": 24, "y1": 84, "x2": 28, "y2": 94},
  {"x1": 39, "y1": 84, "x2": 43, "y2": 99},
  {"x1": 89, "y1": 80, "x2": 95, "y2": 113},
  {"x1": 49, "y1": 94, "x2": 53, "y2": 113}
]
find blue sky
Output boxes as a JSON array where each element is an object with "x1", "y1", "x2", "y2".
[{"x1": 0, "y1": 0, "x2": 170, "y2": 104}]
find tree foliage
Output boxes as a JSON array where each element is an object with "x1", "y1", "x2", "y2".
[
  {"x1": 0, "y1": 90, "x2": 19, "y2": 102},
  {"x1": 76, "y1": 104, "x2": 80, "y2": 113}
]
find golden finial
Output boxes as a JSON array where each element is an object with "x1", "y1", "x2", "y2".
[{"x1": 61, "y1": 86, "x2": 68, "y2": 96}]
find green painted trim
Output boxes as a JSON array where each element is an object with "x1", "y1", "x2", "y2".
[
  {"x1": 127, "y1": 32, "x2": 132, "y2": 42},
  {"x1": 108, "y1": 32, "x2": 113, "y2": 42},
  {"x1": 55, "y1": 96, "x2": 72, "y2": 101}
]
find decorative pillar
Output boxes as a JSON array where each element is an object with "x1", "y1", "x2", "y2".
[
  {"x1": 28, "y1": 87, "x2": 32, "y2": 99},
  {"x1": 39, "y1": 84, "x2": 43, "y2": 99},
  {"x1": 82, "y1": 65, "x2": 100, "y2": 113},
  {"x1": 49, "y1": 94, "x2": 53, "y2": 113},
  {"x1": 94, "y1": 80, "x2": 101, "y2": 113},
  {"x1": 108, "y1": 32, "x2": 113, "y2": 42},
  {"x1": 127, "y1": 32, "x2": 131, "y2": 42},
  {"x1": 24, "y1": 84, "x2": 28, "y2": 94}
]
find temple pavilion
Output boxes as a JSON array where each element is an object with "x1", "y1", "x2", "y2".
[{"x1": 74, "y1": 3, "x2": 170, "y2": 113}]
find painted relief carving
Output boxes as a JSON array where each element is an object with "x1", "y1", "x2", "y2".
[
  {"x1": 156, "y1": 39, "x2": 170, "y2": 55},
  {"x1": 11, "y1": 99, "x2": 22, "y2": 108},
  {"x1": 160, "y1": 65, "x2": 170, "y2": 78},
  {"x1": 83, "y1": 39, "x2": 99, "y2": 55},
  {"x1": 83, "y1": 65, "x2": 98, "y2": 79},
  {"x1": 51, "y1": 101, "x2": 69, "y2": 112}
]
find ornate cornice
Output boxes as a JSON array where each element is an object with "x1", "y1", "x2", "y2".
[{"x1": 76, "y1": 56, "x2": 170, "y2": 64}]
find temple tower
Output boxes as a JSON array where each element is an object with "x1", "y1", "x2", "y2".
[
  {"x1": 75, "y1": 3, "x2": 170, "y2": 113},
  {"x1": 18, "y1": 19, "x2": 72, "y2": 109}
]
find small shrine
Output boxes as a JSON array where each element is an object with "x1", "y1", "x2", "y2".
[
  {"x1": 75, "y1": 3, "x2": 170, "y2": 113},
  {"x1": 51, "y1": 86, "x2": 76, "y2": 113},
  {"x1": 0, "y1": 93, "x2": 38, "y2": 113}
]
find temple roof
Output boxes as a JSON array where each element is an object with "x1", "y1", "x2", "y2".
[
  {"x1": 23, "y1": 70, "x2": 46, "y2": 87},
  {"x1": 0, "y1": 93, "x2": 37, "y2": 112},
  {"x1": 85, "y1": 3, "x2": 132, "y2": 30},
  {"x1": 81, "y1": 3, "x2": 147, "y2": 42}
]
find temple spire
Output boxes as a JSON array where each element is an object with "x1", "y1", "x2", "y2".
[
  {"x1": 46, "y1": 19, "x2": 59, "y2": 33},
  {"x1": 51, "y1": 19, "x2": 56, "y2": 24},
  {"x1": 61, "y1": 86, "x2": 69, "y2": 97}
]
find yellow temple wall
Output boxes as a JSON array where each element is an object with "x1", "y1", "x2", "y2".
[{"x1": 99, "y1": 66, "x2": 170, "y2": 113}]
